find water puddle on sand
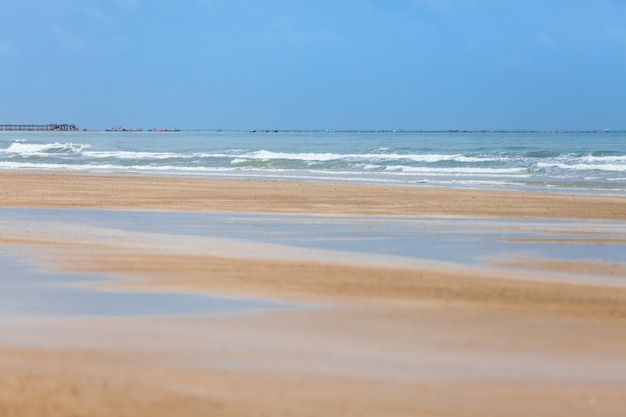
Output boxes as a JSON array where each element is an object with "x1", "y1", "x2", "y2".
[
  {"x1": 3, "y1": 208, "x2": 626, "y2": 264},
  {"x1": 1, "y1": 208, "x2": 626, "y2": 314},
  {"x1": 0, "y1": 250, "x2": 292, "y2": 318}
]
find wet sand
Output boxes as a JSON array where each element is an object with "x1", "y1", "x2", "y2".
[
  {"x1": 2, "y1": 172, "x2": 626, "y2": 219},
  {"x1": 1, "y1": 173, "x2": 626, "y2": 417}
]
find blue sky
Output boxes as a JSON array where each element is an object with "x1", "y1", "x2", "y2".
[{"x1": 1, "y1": 0, "x2": 625, "y2": 130}]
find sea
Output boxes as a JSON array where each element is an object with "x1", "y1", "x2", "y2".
[{"x1": 1, "y1": 130, "x2": 625, "y2": 195}]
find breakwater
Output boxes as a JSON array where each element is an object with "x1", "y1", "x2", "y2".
[{"x1": 0, "y1": 124, "x2": 78, "y2": 131}]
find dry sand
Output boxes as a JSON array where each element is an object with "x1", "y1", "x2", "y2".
[{"x1": 1, "y1": 173, "x2": 626, "y2": 416}]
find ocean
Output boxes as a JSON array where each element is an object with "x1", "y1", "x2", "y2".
[{"x1": 1, "y1": 130, "x2": 625, "y2": 195}]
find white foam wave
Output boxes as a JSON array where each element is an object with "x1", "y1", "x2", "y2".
[
  {"x1": 359, "y1": 164, "x2": 381, "y2": 170},
  {"x1": 83, "y1": 150, "x2": 183, "y2": 159},
  {"x1": 0, "y1": 161, "x2": 93, "y2": 171},
  {"x1": 2, "y1": 143, "x2": 238, "y2": 161},
  {"x1": 383, "y1": 166, "x2": 528, "y2": 175},
  {"x1": 0, "y1": 157, "x2": 527, "y2": 177},
  {"x1": 0, "y1": 161, "x2": 237, "y2": 173},
  {"x1": 2, "y1": 144, "x2": 509, "y2": 165},
  {"x1": 579, "y1": 154, "x2": 626, "y2": 163},
  {"x1": 537, "y1": 162, "x2": 626, "y2": 172},
  {"x1": 248, "y1": 150, "x2": 342, "y2": 161},
  {"x1": 245, "y1": 150, "x2": 506, "y2": 163},
  {"x1": 4, "y1": 142, "x2": 89, "y2": 155}
]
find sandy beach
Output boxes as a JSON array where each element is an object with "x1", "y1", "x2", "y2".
[
  {"x1": 2, "y1": 172, "x2": 626, "y2": 219},
  {"x1": 1, "y1": 173, "x2": 626, "y2": 416}
]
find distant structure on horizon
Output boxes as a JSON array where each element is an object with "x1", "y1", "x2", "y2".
[{"x1": 0, "y1": 123, "x2": 78, "y2": 132}]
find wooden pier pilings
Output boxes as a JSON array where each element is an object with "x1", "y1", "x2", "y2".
[{"x1": 0, "y1": 124, "x2": 78, "y2": 131}]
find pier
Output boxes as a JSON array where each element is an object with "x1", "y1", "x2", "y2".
[{"x1": 0, "y1": 124, "x2": 78, "y2": 132}]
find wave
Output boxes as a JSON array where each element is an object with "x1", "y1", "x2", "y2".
[
  {"x1": 524, "y1": 150, "x2": 560, "y2": 158},
  {"x1": 3, "y1": 142, "x2": 622, "y2": 170},
  {"x1": 0, "y1": 160, "x2": 521, "y2": 173},
  {"x1": 0, "y1": 161, "x2": 237, "y2": 172},
  {"x1": 537, "y1": 162, "x2": 626, "y2": 172},
  {"x1": 241, "y1": 150, "x2": 506, "y2": 163},
  {"x1": 1, "y1": 143, "x2": 510, "y2": 164},
  {"x1": 383, "y1": 165, "x2": 529, "y2": 176},
  {"x1": 578, "y1": 154, "x2": 626, "y2": 164},
  {"x1": 2, "y1": 136, "x2": 625, "y2": 193},
  {"x1": 83, "y1": 150, "x2": 185, "y2": 160},
  {"x1": 524, "y1": 150, "x2": 626, "y2": 163},
  {"x1": 4, "y1": 142, "x2": 89, "y2": 155}
]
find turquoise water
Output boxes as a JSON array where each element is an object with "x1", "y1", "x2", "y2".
[{"x1": 1, "y1": 130, "x2": 625, "y2": 194}]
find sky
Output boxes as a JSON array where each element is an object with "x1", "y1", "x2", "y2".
[{"x1": 1, "y1": 0, "x2": 625, "y2": 131}]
